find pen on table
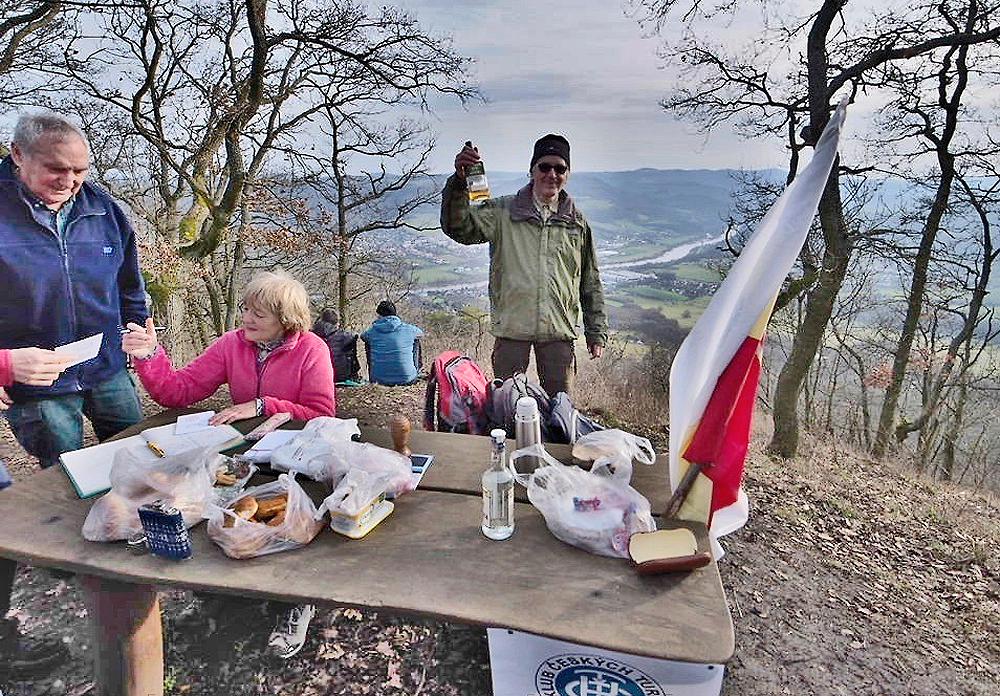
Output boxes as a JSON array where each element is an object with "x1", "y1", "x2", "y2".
[{"x1": 146, "y1": 440, "x2": 166, "y2": 458}]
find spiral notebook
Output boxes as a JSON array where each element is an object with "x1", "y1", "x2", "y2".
[{"x1": 59, "y1": 422, "x2": 243, "y2": 499}]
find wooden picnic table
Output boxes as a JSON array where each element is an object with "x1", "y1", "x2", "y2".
[{"x1": 0, "y1": 409, "x2": 733, "y2": 695}]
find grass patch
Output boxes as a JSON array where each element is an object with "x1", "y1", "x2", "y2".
[{"x1": 672, "y1": 262, "x2": 720, "y2": 282}]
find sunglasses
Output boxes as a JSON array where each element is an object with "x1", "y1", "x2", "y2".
[{"x1": 536, "y1": 162, "x2": 568, "y2": 175}]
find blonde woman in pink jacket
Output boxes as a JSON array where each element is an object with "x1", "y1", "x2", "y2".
[
  {"x1": 121, "y1": 270, "x2": 335, "y2": 658},
  {"x1": 122, "y1": 270, "x2": 335, "y2": 422}
]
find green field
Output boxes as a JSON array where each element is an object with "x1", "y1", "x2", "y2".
[{"x1": 672, "y1": 262, "x2": 721, "y2": 282}]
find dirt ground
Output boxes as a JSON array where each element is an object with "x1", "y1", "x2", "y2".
[{"x1": 1, "y1": 381, "x2": 997, "y2": 695}]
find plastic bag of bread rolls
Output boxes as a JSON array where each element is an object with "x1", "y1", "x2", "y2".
[
  {"x1": 82, "y1": 446, "x2": 219, "y2": 542},
  {"x1": 205, "y1": 473, "x2": 324, "y2": 559}
]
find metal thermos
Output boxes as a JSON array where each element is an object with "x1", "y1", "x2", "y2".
[{"x1": 514, "y1": 396, "x2": 543, "y2": 470}]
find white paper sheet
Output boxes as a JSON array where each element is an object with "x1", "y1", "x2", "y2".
[
  {"x1": 174, "y1": 411, "x2": 215, "y2": 434},
  {"x1": 242, "y1": 430, "x2": 300, "y2": 463},
  {"x1": 54, "y1": 332, "x2": 103, "y2": 368}
]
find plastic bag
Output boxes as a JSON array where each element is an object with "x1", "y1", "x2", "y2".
[
  {"x1": 571, "y1": 429, "x2": 655, "y2": 482},
  {"x1": 511, "y1": 444, "x2": 655, "y2": 558},
  {"x1": 270, "y1": 417, "x2": 361, "y2": 478},
  {"x1": 82, "y1": 445, "x2": 218, "y2": 542},
  {"x1": 317, "y1": 441, "x2": 414, "y2": 499},
  {"x1": 205, "y1": 473, "x2": 324, "y2": 559},
  {"x1": 316, "y1": 469, "x2": 388, "y2": 519},
  {"x1": 209, "y1": 456, "x2": 258, "y2": 506}
]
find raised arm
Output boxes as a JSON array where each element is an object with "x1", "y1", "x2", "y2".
[
  {"x1": 126, "y1": 321, "x2": 228, "y2": 408},
  {"x1": 440, "y1": 142, "x2": 499, "y2": 245}
]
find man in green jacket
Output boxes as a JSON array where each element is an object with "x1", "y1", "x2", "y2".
[{"x1": 441, "y1": 134, "x2": 607, "y2": 396}]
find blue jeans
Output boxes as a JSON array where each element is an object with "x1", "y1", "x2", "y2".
[{"x1": 4, "y1": 369, "x2": 143, "y2": 469}]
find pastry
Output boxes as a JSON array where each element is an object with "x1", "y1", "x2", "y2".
[
  {"x1": 231, "y1": 495, "x2": 258, "y2": 520},
  {"x1": 266, "y1": 510, "x2": 286, "y2": 527},
  {"x1": 253, "y1": 494, "x2": 288, "y2": 521}
]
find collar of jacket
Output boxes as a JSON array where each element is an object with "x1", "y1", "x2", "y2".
[
  {"x1": 0, "y1": 156, "x2": 110, "y2": 219},
  {"x1": 236, "y1": 328, "x2": 302, "y2": 353},
  {"x1": 510, "y1": 183, "x2": 579, "y2": 226}
]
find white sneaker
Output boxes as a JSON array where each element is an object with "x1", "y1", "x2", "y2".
[{"x1": 267, "y1": 604, "x2": 316, "y2": 659}]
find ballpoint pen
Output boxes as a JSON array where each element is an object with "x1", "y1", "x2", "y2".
[{"x1": 120, "y1": 326, "x2": 167, "y2": 334}]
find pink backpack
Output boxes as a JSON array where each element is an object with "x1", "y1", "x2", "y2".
[{"x1": 423, "y1": 351, "x2": 491, "y2": 435}]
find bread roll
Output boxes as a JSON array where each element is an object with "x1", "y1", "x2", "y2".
[
  {"x1": 231, "y1": 496, "x2": 258, "y2": 520},
  {"x1": 254, "y1": 494, "x2": 288, "y2": 520}
]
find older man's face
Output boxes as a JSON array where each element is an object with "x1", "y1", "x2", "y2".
[
  {"x1": 11, "y1": 134, "x2": 90, "y2": 210},
  {"x1": 531, "y1": 154, "x2": 569, "y2": 203}
]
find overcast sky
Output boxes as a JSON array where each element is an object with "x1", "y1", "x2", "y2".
[{"x1": 406, "y1": 0, "x2": 792, "y2": 173}]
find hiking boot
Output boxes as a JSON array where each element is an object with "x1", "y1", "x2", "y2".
[
  {"x1": 0, "y1": 617, "x2": 67, "y2": 676},
  {"x1": 266, "y1": 604, "x2": 316, "y2": 659}
]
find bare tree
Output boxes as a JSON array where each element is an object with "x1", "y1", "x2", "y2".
[
  {"x1": 871, "y1": 1, "x2": 997, "y2": 455},
  {"x1": 0, "y1": 1, "x2": 64, "y2": 102},
  {"x1": 635, "y1": 0, "x2": 1000, "y2": 458},
  {"x1": 18, "y1": 0, "x2": 476, "y2": 342}
]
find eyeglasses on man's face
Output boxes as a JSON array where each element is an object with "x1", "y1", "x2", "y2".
[{"x1": 536, "y1": 162, "x2": 568, "y2": 175}]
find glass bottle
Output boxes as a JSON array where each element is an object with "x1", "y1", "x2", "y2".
[
  {"x1": 481, "y1": 428, "x2": 514, "y2": 540},
  {"x1": 465, "y1": 140, "x2": 491, "y2": 205}
]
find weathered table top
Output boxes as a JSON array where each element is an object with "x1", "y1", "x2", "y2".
[{"x1": 0, "y1": 410, "x2": 733, "y2": 663}]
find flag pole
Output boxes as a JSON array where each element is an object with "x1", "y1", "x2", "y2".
[{"x1": 662, "y1": 462, "x2": 703, "y2": 519}]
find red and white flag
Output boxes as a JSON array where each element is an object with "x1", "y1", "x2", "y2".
[{"x1": 668, "y1": 99, "x2": 849, "y2": 556}]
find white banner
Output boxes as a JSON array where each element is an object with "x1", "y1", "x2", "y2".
[
  {"x1": 668, "y1": 97, "x2": 849, "y2": 555},
  {"x1": 487, "y1": 629, "x2": 724, "y2": 696}
]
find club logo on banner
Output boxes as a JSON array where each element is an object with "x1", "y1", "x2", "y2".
[{"x1": 535, "y1": 653, "x2": 665, "y2": 696}]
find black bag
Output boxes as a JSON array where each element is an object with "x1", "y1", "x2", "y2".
[
  {"x1": 487, "y1": 373, "x2": 554, "y2": 440},
  {"x1": 547, "y1": 392, "x2": 606, "y2": 445}
]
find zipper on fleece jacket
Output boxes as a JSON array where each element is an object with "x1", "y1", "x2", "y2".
[{"x1": 255, "y1": 340, "x2": 294, "y2": 399}]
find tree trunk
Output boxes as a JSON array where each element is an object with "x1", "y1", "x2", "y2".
[
  {"x1": 769, "y1": 174, "x2": 851, "y2": 457},
  {"x1": 872, "y1": 35, "x2": 971, "y2": 457},
  {"x1": 768, "y1": 0, "x2": 851, "y2": 458}
]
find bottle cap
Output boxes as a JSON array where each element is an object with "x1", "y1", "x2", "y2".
[
  {"x1": 490, "y1": 428, "x2": 507, "y2": 445},
  {"x1": 516, "y1": 396, "x2": 539, "y2": 418}
]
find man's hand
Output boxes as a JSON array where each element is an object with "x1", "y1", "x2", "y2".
[
  {"x1": 210, "y1": 401, "x2": 259, "y2": 425},
  {"x1": 121, "y1": 318, "x2": 159, "y2": 359},
  {"x1": 0, "y1": 386, "x2": 11, "y2": 410},
  {"x1": 588, "y1": 343, "x2": 603, "y2": 360},
  {"x1": 454, "y1": 141, "x2": 481, "y2": 180},
  {"x1": 9, "y1": 347, "x2": 72, "y2": 386}
]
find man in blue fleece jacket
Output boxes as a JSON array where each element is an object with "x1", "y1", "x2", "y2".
[{"x1": 0, "y1": 112, "x2": 147, "y2": 469}]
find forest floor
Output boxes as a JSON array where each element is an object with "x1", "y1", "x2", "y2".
[{"x1": 0, "y1": 380, "x2": 997, "y2": 695}]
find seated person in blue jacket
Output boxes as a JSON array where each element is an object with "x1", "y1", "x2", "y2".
[{"x1": 360, "y1": 301, "x2": 424, "y2": 386}]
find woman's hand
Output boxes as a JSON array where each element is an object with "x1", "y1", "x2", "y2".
[
  {"x1": 122, "y1": 318, "x2": 159, "y2": 359},
  {"x1": 0, "y1": 386, "x2": 11, "y2": 411},
  {"x1": 210, "y1": 401, "x2": 259, "y2": 425}
]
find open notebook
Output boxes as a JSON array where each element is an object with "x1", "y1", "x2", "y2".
[{"x1": 59, "y1": 422, "x2": 243, "y2": 499}]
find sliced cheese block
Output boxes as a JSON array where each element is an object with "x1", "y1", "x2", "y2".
[{"x1": 628, "y1": 528, "x2": 698, "y2": 564}]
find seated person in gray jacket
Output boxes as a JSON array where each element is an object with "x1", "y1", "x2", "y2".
[{"x1": 311, "y1": 309, "x2": 361, "y2": 383}]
